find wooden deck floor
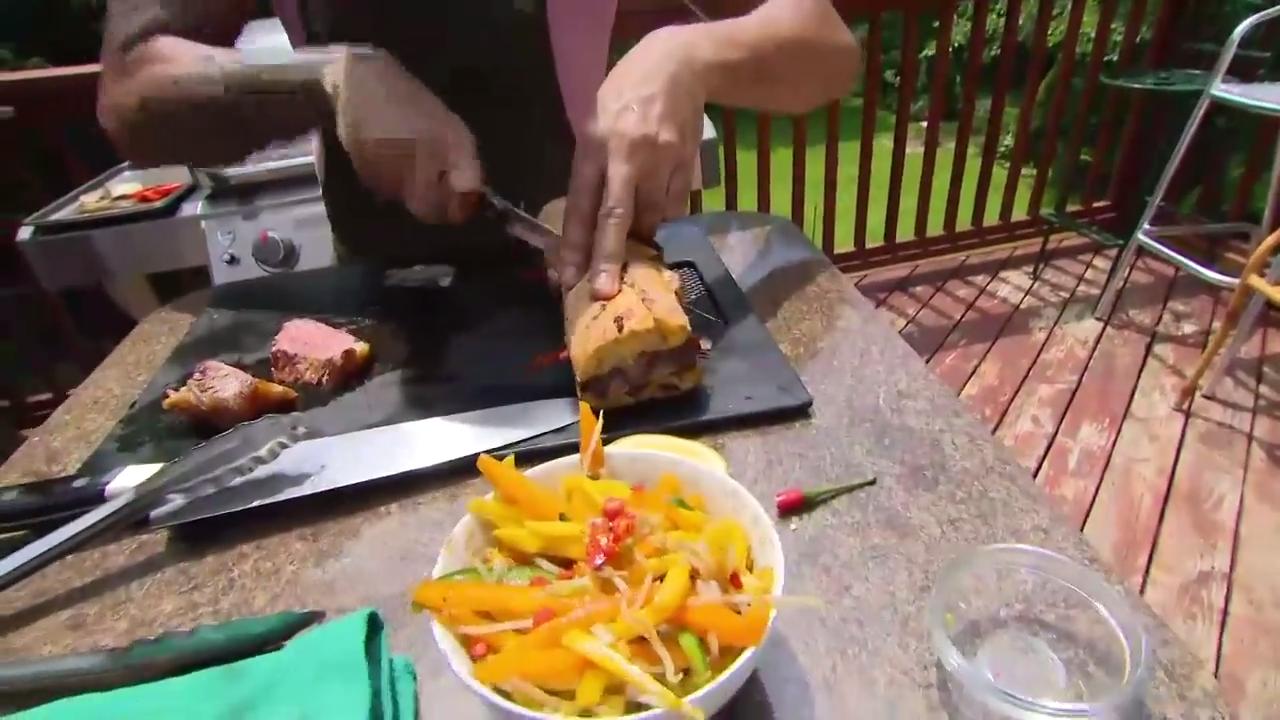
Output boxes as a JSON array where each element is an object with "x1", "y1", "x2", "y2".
[{"x1": 854, "y1": 236, "x2": 1280, "y2": 718}]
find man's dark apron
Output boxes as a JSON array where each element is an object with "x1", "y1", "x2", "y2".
[{"x1": 301, "y1": 0, "x2": 575, "y2": 268}]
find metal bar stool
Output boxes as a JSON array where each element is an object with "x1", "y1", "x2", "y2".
[{"x1": 1095, "y1": 6, "x2": 1280, "y2": 399}]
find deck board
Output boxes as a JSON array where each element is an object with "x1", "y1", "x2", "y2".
[
  {"x1": 856, "y1": 263, "x2": 918, "y2": 307},
  {"x1": 853, "y1": 237, "x2": 1280, "y2": 717},
  {"x1": 928, "y1": 242, "x2": 1051, "y2": 393},
  {"x1": 1143, "y1": 297, "x2": 1262, "y2": 668},
  {"x1": 900, "y1": 248, "x2": 1013, "y2": 360},
  {"x1": 878, "y1": 255, "x2": 968, "y2": 332},
  {"x1": 960, "y1": 246, "x2": 1097, "y2": 431},
  {"x1": 1082, "y1": 269, "x2": 1213, "y2": 591},
  {"x1": 1218, "y1": 317, "x2": 1280, "y2": 716},
  {"x1": 994, "y1": 249, "x2": 1115, "y2": 472},
  {"x1": 1036, "y1": 254, "x2": 1177, "y2": 528}
]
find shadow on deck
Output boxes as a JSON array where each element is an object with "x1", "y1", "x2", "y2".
[{"x1": 854, "y1": 236, "x2": 1280, "y2": 718}]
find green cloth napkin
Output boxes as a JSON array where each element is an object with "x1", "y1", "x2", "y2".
[{"x1": 14, "y1": 609, "x2": 416, "y2": 720}]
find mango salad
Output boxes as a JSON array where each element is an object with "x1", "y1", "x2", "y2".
[{"x1": 411, "y1": 404, "x2": 775, "y2": 719}]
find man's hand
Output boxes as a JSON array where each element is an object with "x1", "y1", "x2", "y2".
[
  {"x1": 325, "y1": 50, "x2": 483, "y2": 224},
  {"x1": 557, "y1": 26, "x2": 705, "y2": 299}
]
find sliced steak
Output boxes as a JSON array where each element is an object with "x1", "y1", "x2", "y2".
[
  {"x1": 162, "y1": 360, "x2": 298, "y2": 430},
  {"x1": 270, "y1": 318, "x2": 372, "y2": 389}
]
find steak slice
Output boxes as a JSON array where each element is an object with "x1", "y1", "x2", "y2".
[
  {"x1": 162, "y1": 360, "x2": 298, "y2": 430},
  {"x1": 270, "y1": 318, "x2": 372, "y2": 389}
]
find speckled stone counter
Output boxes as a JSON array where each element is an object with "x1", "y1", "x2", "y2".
[{"x1": 0, "y1": 213, "x2": 1226, "y2": 717}]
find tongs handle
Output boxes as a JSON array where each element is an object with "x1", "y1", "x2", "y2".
[
  {"x1": 0, "y1": 491, "x2": 144, "y2": 591},
  {"x1": 0, "y1": 414, "x2": 307, "y2": 592}
]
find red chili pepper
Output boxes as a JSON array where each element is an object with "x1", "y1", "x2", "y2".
[
  {"x1": 774, "y1": 478, "x2": 877, "y2": 517},
  {"x1": 729, "y1": 571, "x2": 743, "y2": 591},
  {"x1": 610, "y1": 512, "x2": 636, "y2": 544},
  {"x1": 532, "y1": 607, "x2": 556, "y2": 628},
  {"x1": 587, "y1": 517, "x2": 619, "y2": 569},
  {"x1": 529, "y1": 347, "x2": 569, "y2": 370},
  {"x1": 602, "y1": 497, "x2": 626, "y2": 520},
  {"x1": 131, "y1": 182, "x2": 183, "y2": 203},
  {"x1": 529, "y1": 576, "x2": 550, "y2": 588},
  {"x1": 586, "y1": 534, "x2": 617, "y2": 569},
  {"x1": 468, "y1": 639, "x2": 491, "y2": 660}
]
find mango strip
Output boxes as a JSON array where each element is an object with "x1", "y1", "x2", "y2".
[
  {"x1": 467, "y1": 497, "x2": 523, "y2": 528},
  {"x1": 473, "y1": 647, "x2": 588, "y2": 690},
  {"x1": 674, "y1": 602, "x2": 769, "y2": 647},
  {"x1": 411, "y1": 580, "x2": 572, "y2": 617},
  {"x1": 611, "y1": 558, "x2": 691, "y2": 641},
  {"x1": 477, "y1": 453, "x2": 564, "y2": 520},
  {"x1": 574, "y1": 668, "x2": 609, "y2": 707},
  {"x1": 562, "y1": 629, "x2": 704, "y2": 720},
  {"x1": 578, "y1": 402, "x2": 605, "y2": 477}
]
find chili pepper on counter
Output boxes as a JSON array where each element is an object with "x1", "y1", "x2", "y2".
[{"x1": 774, "y1": 478, "x2": 877, "y2": 516}]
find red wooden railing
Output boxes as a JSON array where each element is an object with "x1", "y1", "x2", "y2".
[{"x1": 2, "y1": 2, "x2": 1271, "y2": 282}]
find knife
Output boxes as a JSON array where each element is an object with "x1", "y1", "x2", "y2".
[
  {"x1": 0, "y1": 414, "x2": 307, "y2": 591},
  {"x1": 479, "y1": 188, "x2": 562, "y2": 251},
  {"x1": 0, "y1": 397, "x2": 578, "y2": 535},
  {"x1": 478, "y1": 188, "x2": 661, "y2": 259},
  {"x1": 149, "y1": 396, "x2": 578, "y2": 527},
  {"x1": 0, "y1": 465, "x2": 166, "y2": 534}
]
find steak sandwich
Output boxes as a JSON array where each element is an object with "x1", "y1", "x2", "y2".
[{"x1": 563, "y1": 243, "x2": 702, "y2": 408}]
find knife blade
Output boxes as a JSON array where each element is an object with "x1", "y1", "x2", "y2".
[
  {"x1": 480, "y1": 188, "x2": 562, "y2": 251},
  {"x1": 478, "y1": 188, "x2": 662, "y2": 254},
  {"x1": 148, "y1": 396, "x2": 579, "y2": 527}
]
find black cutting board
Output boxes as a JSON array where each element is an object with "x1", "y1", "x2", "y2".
[{"x1": 79, "y1": 222, "x2": 812, "y2": 474}]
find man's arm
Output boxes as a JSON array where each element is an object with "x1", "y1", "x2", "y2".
[
  {"x1": 681, "y1": 0, "x2": 860, "y2": 114},
  {"x1": 98, "y1": 0, "x2": 333, "y2": 167}
]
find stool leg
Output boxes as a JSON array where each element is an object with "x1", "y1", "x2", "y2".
[
  {"x1": 1095, "y1": 92, "x2": 1216, "y2": 320},
  {"x1": 1178, "y1": 279, "x2": 1253, "y2": 408},
  {"x1": 1203, "y1": 255, "x2": 1280, "y2": 399},
  {"x1": 1202, "y1": 136, "x2": 1280, "y2": 397},
  {"x1": 1033, "y1": 231, "x2": 1052, "y2": 278}
]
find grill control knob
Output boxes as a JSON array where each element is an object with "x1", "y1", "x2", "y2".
[{"x1": 252, "y1": 231, "x2": 297, "y2": 270}]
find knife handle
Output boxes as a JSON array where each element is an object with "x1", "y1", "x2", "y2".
[{"x1": 0, "y1": 475, "x2": 107, "y2": 533}]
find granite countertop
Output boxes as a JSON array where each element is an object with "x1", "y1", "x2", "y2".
[{"x1": 0, "y1": 213, "x2": 1226, "y2": 717}]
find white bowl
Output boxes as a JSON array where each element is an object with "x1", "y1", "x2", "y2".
[{"x1": 430, "y1": 449, "x2": 785, "y2": 719}]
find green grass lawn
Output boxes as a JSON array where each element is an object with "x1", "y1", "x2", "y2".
[{"x1": 700, "y1": 100, "x2": 1048, "y2": 251}]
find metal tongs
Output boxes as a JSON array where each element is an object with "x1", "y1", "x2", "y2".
[{"x1": 0, "y1": 414, "x2": 308, "y2": 592}]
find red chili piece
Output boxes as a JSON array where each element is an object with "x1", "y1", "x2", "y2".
[
  {"x1": 468, "y1": 640, "x2": 491, "y2": 660},
  {"x1": 557, "y1": 568, "x2": 575, "y2": 581},
  {"x1": 529, "y1": 576, "x2": 550, "y2": 588},
  {"x1": 532, "y1": 607, "x2": 556, "y2": 628},
  {"x1": 729, "y1": 571, "x2": 743, "y2": 591},
  {"x1": 131, "y1": 182, "x2": 183, "y2": 203},
  {"x1": 529, "y1": 347, "x2": 570, "y2": 370},
  {"x1": 610, "y1": 513, "x2": 636, "y2": 544},
  {"x1": 774, "y1": 478, "x2": 877, "y2": 517},
  {"x1": 602, "y1": 497, "x2": 626, "y2": 520},
  {"x1": 586, "y1": 517, "x2": 618, "y2": 569}
]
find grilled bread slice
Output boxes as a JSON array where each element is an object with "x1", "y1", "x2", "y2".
[{"x1": 563, "y1": 243, "x2": 702, "y2": 408}]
